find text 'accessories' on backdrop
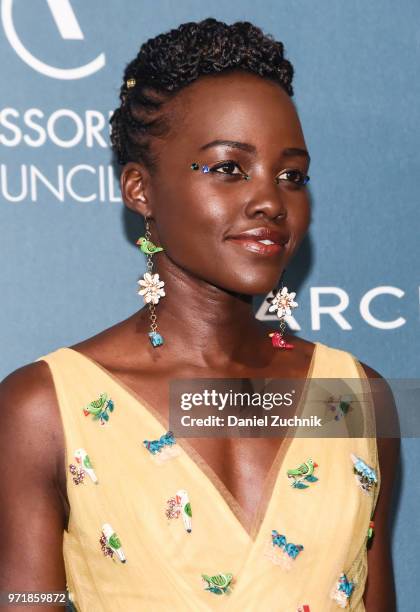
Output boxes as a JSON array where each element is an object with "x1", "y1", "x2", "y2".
[
  {"x1": 267, "y1": 272, "x2": 298, "y2": 349},
  {"x1": 136, "y1": 217, "x2": 165, "y2": 347}
]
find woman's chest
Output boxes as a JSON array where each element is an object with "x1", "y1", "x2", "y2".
[
  {"x1": 177, "y1": 436, "x2": 287, "y2": 529},
  {"x1": 96, "y1": 371, "x2": 298, "y2": 529}
]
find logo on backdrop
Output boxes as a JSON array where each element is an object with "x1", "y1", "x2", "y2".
[
  {"x1": 255, "y1": 286, "x2": 412, "y2": 330},
  {"x1": 1, "y1": 0, "x2": 105, "y2": 79}
]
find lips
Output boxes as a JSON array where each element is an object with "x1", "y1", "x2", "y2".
[
  {"x1": 226, "y1": 227, "x2": 289, "y2": 245},
  {"x1": 225, "y1": 227, "x2": 289, "y2": 256}
]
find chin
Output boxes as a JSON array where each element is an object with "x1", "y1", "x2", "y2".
[{"x1": 216, "y1": 275, "x2": 279, "y2": 297}]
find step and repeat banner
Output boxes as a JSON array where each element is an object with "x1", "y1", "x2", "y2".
[{"x1": 0, "y1": 1, "x2": 418, "y2": 608}]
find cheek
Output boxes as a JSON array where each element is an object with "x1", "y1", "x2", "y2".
[
  {"x1": 284, "y1": 194, "x2": 311, "y2": 255},
  {"x1": 152, "y1": 182, "x2": 231, "y2": 264},
  {"x1": 151, "y1": 181, "x2": 311, "y2": 295}
]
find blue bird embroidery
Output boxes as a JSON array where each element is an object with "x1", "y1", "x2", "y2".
[
  {"x1": 350, "y1": 453, "x2": 378, "y2": 493},
  {"x1": 338, "y1": 573, "x2": 354, "y2": 597},
  {"x1": 331, "y1": 572, "x2": 355, "y2": 607},
  {"x1": 143, "y1": 431, "x2": 177, "y2": 455},
  {"x1": 271, "y1": 530, "x2": 304, "y2": 559}
]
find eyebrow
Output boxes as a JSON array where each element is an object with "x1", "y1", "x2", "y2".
[{"x1": 199, "y1": 140, "x2": 310, "y2": 163}]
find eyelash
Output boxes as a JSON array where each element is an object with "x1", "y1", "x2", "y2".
[
  {"x1": 210, "y1": 161, "x2": 246, "y2": 177},
  {"x1": 209, "y1": 160, "x2": 310, "y2": 186},
  {"x1": 275, "y1": 169, "x2": 310, "y2": 187}
]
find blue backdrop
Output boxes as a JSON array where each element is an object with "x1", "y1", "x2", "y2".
[{"x1": 0, "y1": 1, "x2": 419, "y2": 608}]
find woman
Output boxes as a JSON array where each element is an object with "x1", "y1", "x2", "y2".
[{"x1": 0, "y1": 18, "x2": 399, "y2": 612}]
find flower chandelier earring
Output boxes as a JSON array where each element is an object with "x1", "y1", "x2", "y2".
[
  {"x1": 267, "y1": 271, "x2": 298, "y2": 350},
  {"x1": 136, "y1": 218, "x2": 165, "y2": 347}
]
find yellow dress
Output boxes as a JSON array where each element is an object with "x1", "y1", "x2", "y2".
[{"x1": 36, "y1": 340, "x2": 380, "y2": 612}]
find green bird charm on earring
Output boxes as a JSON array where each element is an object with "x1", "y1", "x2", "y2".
[
  {"x1": 136, "y1": 236, "x2": 164, "y2": 255},
  {"x1": 136, "y1": 218, "x2": 165, "y2": 347}
]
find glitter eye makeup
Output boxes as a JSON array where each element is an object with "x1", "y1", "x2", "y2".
[
  {"x1": 190, "y1": 161, "x2": 250, "y2": 180},
  {"x1": 190, "y1": 162, "x2": 309, "y2": 186}
]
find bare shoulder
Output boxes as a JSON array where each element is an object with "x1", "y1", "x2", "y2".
[
  {"x1": 0, "y1": 360, "x2": 64, "y2": 484},
  {"x1": 1, "y1": 359, "x2": 59, "y2": 419}
]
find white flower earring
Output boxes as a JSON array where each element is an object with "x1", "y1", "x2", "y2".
[
  {"x1": 266, "y1": 271, "x2": 298, "y2": 350},
  {"x1": 136, "y1": 217, "x2": 165, "y2": 347}
]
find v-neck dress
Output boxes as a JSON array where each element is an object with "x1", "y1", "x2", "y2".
[{"x1": 36, "y1": 341, "x2": 380, "y2": 612}]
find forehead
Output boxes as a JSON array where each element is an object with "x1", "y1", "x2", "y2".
[{"x1": 167, "y1": 71, "x2": 306, "y2": 152}]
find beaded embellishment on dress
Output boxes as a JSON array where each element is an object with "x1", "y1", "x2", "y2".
[{"x1": 82, "y1": 393, "x2": 114, "y2": 425}]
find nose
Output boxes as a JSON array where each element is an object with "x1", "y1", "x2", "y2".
[{"x1": 243, "y1": 180, "x2": 287, "y2": 221}]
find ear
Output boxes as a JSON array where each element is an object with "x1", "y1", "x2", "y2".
[{"x1": 120, "y1": 162, "x2": 152, "y2": 216}]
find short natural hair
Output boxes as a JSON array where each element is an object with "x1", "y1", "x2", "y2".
[{"x1": 110, "y1": 17, "x2": 294, "y2": 170}]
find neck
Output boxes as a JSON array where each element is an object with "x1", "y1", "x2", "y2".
[{"x1": 137, "y1": 259, "x2": 273, "y2": 369}]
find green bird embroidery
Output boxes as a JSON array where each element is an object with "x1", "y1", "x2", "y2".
[
  {"x1": 201, "y1": 573, "x2": 233, "y2": 595},
  {"x1": 136, "y1": 236, "x2": 164, "y2": 254},
  {"x1": 287, "y1": 458, "x2": 318, "y2": 489},
  {"x1": 83, "y1": 393, "x2": 114, "y2": 425}
]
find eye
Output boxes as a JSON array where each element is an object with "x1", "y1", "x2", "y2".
[
  {"x1": 275, "y1": 169, "x2": 310, "y2": 187},
  {"x1": 209, "y1": 160, "x2": 247, "y2": 177}
]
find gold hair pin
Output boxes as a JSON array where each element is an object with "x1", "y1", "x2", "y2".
[{"x1": 126, "y1": 78, "x2": 136, "y2": 89}]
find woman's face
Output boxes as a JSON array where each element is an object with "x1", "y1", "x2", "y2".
[{"x1": 129, "y1": 71, "x2": 311, "y2": 295}]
